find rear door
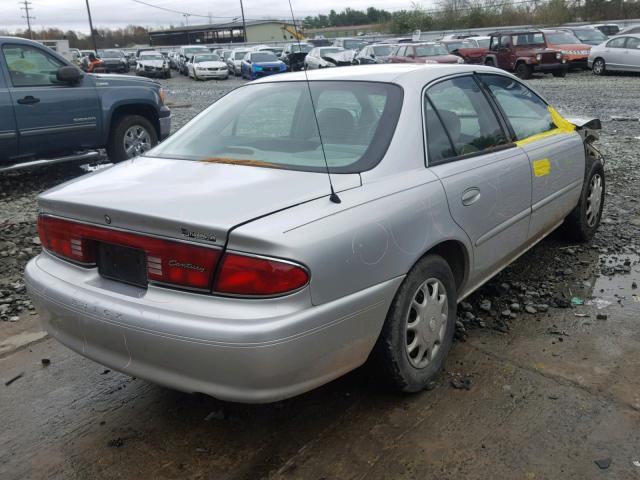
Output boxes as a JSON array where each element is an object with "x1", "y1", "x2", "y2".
[
  {"x1": 1, "y1": 43, "x2": 101, "y2": 158},
  {"x1": 0, "y1": 56, "x2": 17, "y2": 162},
  {"x1": 424, "y1": 74, "x2": 533, "y2": 282},
  {"x1": 479, "y1": 74, "x2": 585, "y2": 239},
  {"x1": 622, "y1": 36, "x2": 640, "y2": 71}
]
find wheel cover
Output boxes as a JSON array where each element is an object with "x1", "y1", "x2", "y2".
[
  {"x1": 593, "y1": 59, "x2": 604, "y2": 74},
  {"x1": 123, "y1": 125, "x2": 152, "y2": 158},
  {"x1": 586, "y1": 173, "x2": 603, "y2": 227},
  {"x1": 405, "y1": 278, "x2": 448, "y2": 369}
]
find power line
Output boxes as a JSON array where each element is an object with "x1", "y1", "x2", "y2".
[
  {"x1": 19, "y1": 0, "x2": 34, "y2": 39},
  {"x1": 130, "y1": 0, "x2": 234, "y2": 19}
]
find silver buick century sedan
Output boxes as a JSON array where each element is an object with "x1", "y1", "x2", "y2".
[{"x1": 26, "y1": 65, "x2": 604, "y2": 403}]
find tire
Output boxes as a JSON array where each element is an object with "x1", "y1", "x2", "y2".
[
  {"x1": 515, "y1": 62, "x2": 532, "y2": 79},
  {"x1": 106, "y1": 114, "x2": 158, "y2": 163},
  {"x1": 485, "y1": 58, "x2": 495, "y2": 67},
  {"x1": 562, "y1": 160, "x2": 605, "y2": 242},
  {"x1": 552, "y1": 70, "x2": 566, "y2": 78},
  {"x1": 372, "y1": 254, "x2": 457, "y2": 393},
  {"x1": 592, "y1": 57, "x2": 606, "y2": 75},
  {"x1": 165, "y1": 71, "x2": 171, "y2": 79}
]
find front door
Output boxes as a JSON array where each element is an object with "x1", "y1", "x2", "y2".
[
  {"x1": 603, "y1": 37, "x2": 627, "y2": 69},
  {"x1": 496, "y1": 35, "x2": 513, "y2": 69},
  {"x1": 1, "y1": 43, "x2": 101, "y2": 159},
  {"x1": 424, "y1": 74, "x2": 533, "y2": 284},
  {"x1": 479, "y1": 74, "x2": 585, "y2": 239},
  {"x1": 0, "y1": 64, "x2": 17, "y2": 162}
]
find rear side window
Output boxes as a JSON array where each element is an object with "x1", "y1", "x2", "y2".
[
  {"x1": 425, "y1": 76, "x2": 509, "y2": 163},
  {"x1": 626, "y1": 37, "x2": 640, "y2": 49},
  {"x1": 479, "y1": 74, "x2": 554, "y2": 140},
  {"x1": 606, "y1": 37, "x2": 627, "y2": 48}
]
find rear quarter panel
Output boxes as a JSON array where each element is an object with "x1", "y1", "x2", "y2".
[{"x1": 227, "y1": 168, "x2": 472, "y2": 306}]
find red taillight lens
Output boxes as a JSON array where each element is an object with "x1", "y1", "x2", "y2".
[
  {"x1": 214, "y1": 253, "x2": 309, "y2": 296},
  {"x1": 38, "y1": 215, "x2": 220, "y2": 290}
]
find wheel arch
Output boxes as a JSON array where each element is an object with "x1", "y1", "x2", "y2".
[
  {"x1": 108, "y1": 103, "x2": 160, "y2": 140},
  {"x1": 409, "y1": 239, "x2": 470, "y2": 298}
]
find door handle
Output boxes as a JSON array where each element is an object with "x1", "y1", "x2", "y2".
[
  {"x1": 17, "y1": 96, "x2": 40, "y2": 105},
  {"x1": 461, "y1": 187, "x2": 481, "y2": 206}
]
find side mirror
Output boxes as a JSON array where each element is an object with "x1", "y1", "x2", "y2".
[
  {"x1": 57, "y1": 65, "x2": 84, "y2": 83},
  {"x1": 370, "y1": 53, "x2": 375, "y2": 58}
]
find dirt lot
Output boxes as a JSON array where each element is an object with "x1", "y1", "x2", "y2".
[{"x1": 1, "y1": 70, "x2": 639, "y2": 479}]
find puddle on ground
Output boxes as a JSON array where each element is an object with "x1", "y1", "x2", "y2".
[{"x1": 589, "y1": 253, "x2": 640, "y2": 311}]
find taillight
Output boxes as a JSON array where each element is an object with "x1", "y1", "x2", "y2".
[
  {"x1": 37, "y1": 215, "x2": 220, "y2": 290},
  {"x1": 214, "y1": 252, "x2": 309, "y2": 296}
]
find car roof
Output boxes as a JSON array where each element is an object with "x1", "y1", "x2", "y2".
[{"x1": 252, "y1": 64, "x2": 504, "y2": 86}]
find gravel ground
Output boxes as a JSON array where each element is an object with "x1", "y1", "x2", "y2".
[{"x1": 0, "y1": 69, "x2": 638, "y2": 334}]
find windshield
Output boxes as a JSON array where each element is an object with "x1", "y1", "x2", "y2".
[
  {"x1": 343, "y1": 40, "x2": 368, "y2": 50},
  {"x1": 194, "y1": 54, "x2": 220, "y2": 62},
  {"x1": 372, "y1": 45, "x2": 393, "y2": 56},
  {"x1": 415, "y1": 44, "x2": 449, "y2": 56},
  {"x1": 99, "y1": 51, "x2": 122, "y2": 58},
  {"x1": 184, "y1": 47, "x2": 209, "y2": 55},
  {"x1": 574, "y1": 29, "x2": 607, "y2": 42},
  {"x1": 291, "y1": 44, "x2": 312, "y2": 53},
  {"x1": 319, "y1": 48, "x2": 342, "y2": 55},
  {"x1": 251, "y1": 52, "x2": 278, "y2": 62},
  {"x1": 141, "y1": 54, "x2": 164, "y2": 60},
  {"x1": 546, "y1": 32, "x2": 581, "y2": 44},
  {"x1": 149, "y1": 81, "x2": 403, "y2": 173},
  {"x1": 234, "y1": 51, "x2": 248, "y2": 59}
]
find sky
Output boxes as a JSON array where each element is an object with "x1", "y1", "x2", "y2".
[{"x1": 1, "y1": 0, "x2": 412, "y2": 34}]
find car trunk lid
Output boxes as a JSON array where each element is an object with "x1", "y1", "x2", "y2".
[{"x1": 37, "y1": 156, "x2": 361, "y2": 248}]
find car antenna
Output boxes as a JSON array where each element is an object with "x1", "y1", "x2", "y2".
[{"x1": 286, "y1": 0, "x2": 341, "y2": 204}]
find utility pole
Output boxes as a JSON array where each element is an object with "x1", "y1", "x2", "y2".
[
  {"x1": 183, "y1": 14, "x2": 191, "y2": 43},
  {"x1": 239, "y1": 0, "x2": 247, "y2": 43},
  {"x1": 85, "y1": 0, "x2": 98, "y2": 52},
  {"x1": 19, "y1": 1, "x2": 34, "y2": 40}
]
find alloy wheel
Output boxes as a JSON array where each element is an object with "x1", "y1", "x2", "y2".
[
  {"x1": 123, "y1": 125, "x2": 152, "y2": 158},
  {"x1": 405, "y1": 278, "x2": 448, "y2": 369},
  {"x1": 586, "y1": 173, "x2": 603, "y2": 227}
]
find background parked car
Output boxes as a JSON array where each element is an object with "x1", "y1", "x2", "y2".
[
  {"x1": 559, "y1": 26, "x2": 608, "y2": 46},
  {"x1": 280, "y1": 42, "x2": 313, "y2": 71},
  {"x1": 618, "y1": 24, "x2": 640, "y2": 35},
  {"x1": 354, "y1": 44, "x2": 394, "y2": 64},
  {"x1": 387, "y1": 43, "x2": 464, "y2": 64},
  {"x1": 240, "y1": 51, "x2": 286, "y2": 80},
  {"x1": 304, "y1": 47, "x2": 351, "y2": 69},
  {"x1": 227, "y1": 48, "x2": 250, "y2": 76},
  {"x1": 589, "y1": 34, "x2": 640, "y2": 74},
  {"x1": 438, "y1": 39, "x2": 487, "y2": 64},
  {"x1": 177, "y1": 45, "x2": 210, "y2": 75},
  {"x1": 187, "y1": 53, "x2": 229, "y2": 80},
  {"x1": 541, "y1": 29, "x2": 592, "y2": 69},
  {"x1": 136, "y1": 51, "x2": 170, "y2": 78},
  {"x1": 591, "y1": 24, "x2": 621, "y2": 36},
  {"x1": 97, "y1": 49, "x2": 129, "y2": 73},
  {"x1": 465, "y1": 36, "x2": 491, "y2": 48},
  {"x1": 484, "y1": 31, "x2": 567, "y2": 78},
  {"x1": 333, "y1": 38, "x2": 369, "y2": 51}
]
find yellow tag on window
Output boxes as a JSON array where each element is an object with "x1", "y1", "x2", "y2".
[{"x1": 533, "y1": 158, "x2": 551, "y2": 177}]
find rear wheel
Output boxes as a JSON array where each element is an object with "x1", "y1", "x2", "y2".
[
  {"x1": 515, "y1": 62, "x2": 532, "y2": 79},
  {"x1": 372, "y1": 255, "x2": 457, "y2": 392},
  {"x1": 106, "y1": 115, "x2": 158, "y2": 163},
  {"x1": 592, "y1": 58, "x2": 606, "y2": 75},
  {"x1": 562, "y1": 161, "x2": 605, "y2": 241},
  {"x1": 485, "y1": 58, "x2": 495, "y2": 67}
]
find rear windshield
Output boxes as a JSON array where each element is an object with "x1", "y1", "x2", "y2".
[
  {"x1": 372, "y1": 45, "x2": 393, "y2": 56},
  {"x1": 233, "y1": 51, "x2": 248, "y2": 59},
  {"x1": 149, "y1": 81, "x2": 403, "y2": 173},
  {"x1": 291, "y1": 44, "x2": 312, "y2": 53},
  {"x1": 100, "y1": 51, "x2": 122, "y2": 58}
]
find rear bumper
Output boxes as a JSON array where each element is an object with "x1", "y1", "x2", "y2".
[{"x1": 25, "y1": 253, "x2": 400, "y2": 403}]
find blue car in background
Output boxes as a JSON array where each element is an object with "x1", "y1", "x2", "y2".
[{"x1": 240, "y1": 51, "x2": 287, "y2": 80}]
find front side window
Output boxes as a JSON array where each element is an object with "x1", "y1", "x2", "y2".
[
  {"x1": 479, "y1": 74, "x2": 554, "y2": 140},
  {"x1": 606, "y1": 37, "x2": 627, "y2": 48},
  {"x1": 2, "y1": 45, "x2": 64, "y2": 87},
  {"x1": 150, "y1": 81, "x2": 403, "y2": 173},
  {"x1": 425, "y1": 76, "x2": 509, "y2": 163}
]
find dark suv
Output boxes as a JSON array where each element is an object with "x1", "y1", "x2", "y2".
[{"x1": 484, "y1": 30, "x2": 568, "y2": 79}]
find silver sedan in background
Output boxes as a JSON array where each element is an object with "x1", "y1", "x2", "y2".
[
  {"x1": 26, "y1": 65, "x2": 605, "y2": 403},
  {"x1": 589, "y1": 34, "x2": 640, "y2": 74}
]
